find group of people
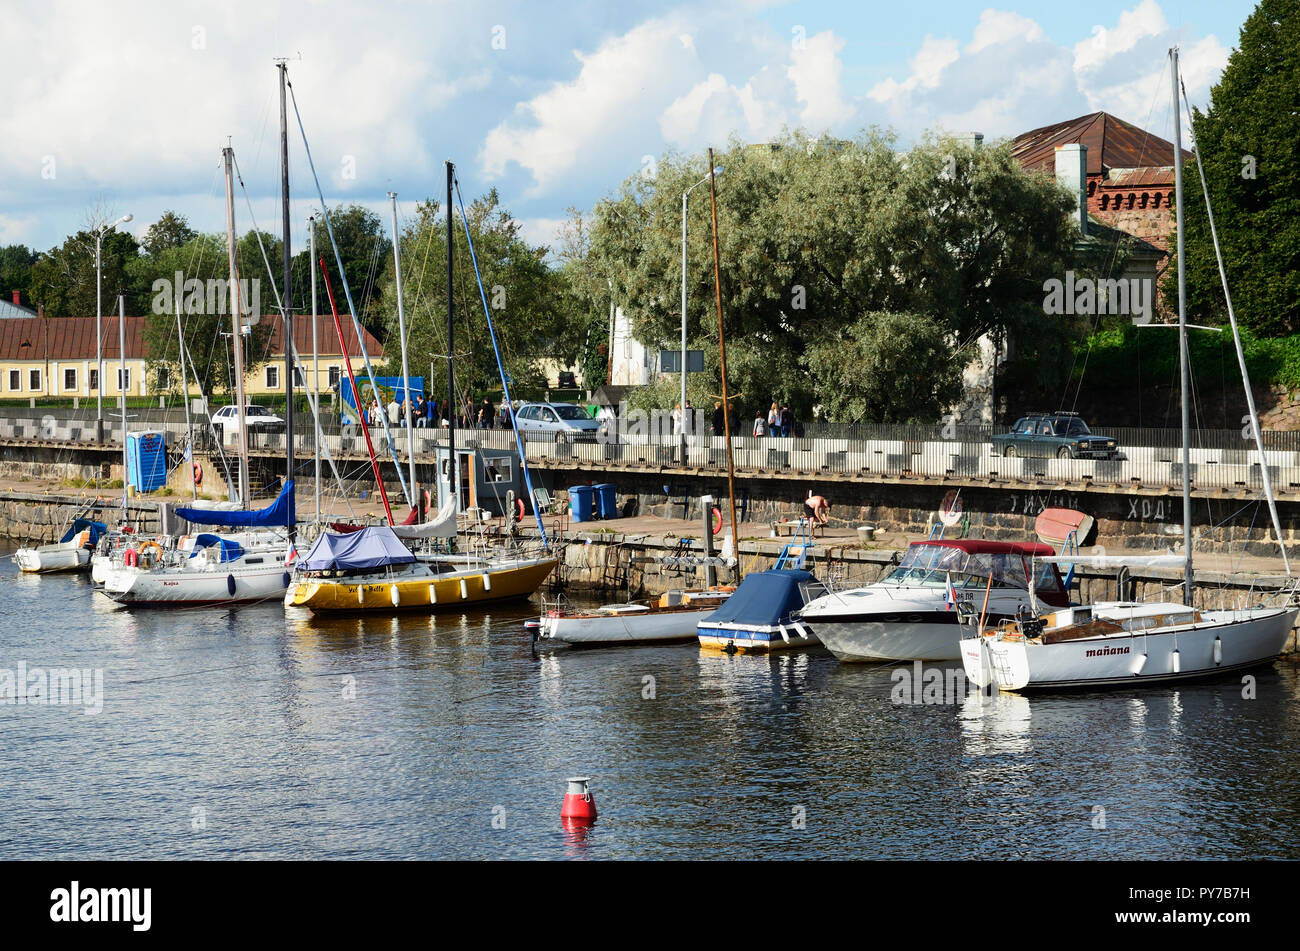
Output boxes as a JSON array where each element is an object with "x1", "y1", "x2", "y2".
[
  {"x1": 753, "y1": 402, "x2": 796, "y2": 438},
  {"x1": 362, "y1": 394, "x2": 502, "y2": 429}
]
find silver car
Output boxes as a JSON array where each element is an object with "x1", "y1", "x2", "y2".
[{"x1": 513, "y1": 403, "x2": 605, "y2": 442}]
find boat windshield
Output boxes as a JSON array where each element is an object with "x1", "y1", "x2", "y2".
[{"x1": 882, "y1": 544, "x2": 1033, "y2": 590}]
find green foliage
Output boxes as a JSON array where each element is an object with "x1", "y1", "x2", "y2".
[
  {"x1": 141, "y1": 211, "x2": 197, "y2": 256},
  {"x1": 29, "y1": 226, "x2": 142, "y2": 316},
  {"x1": 295, "y1": 205, "x2": 390, "y2": 335},
  {"x1": 578, "y1": 130, "x2": 1084, "y2": 422},
  {"x1": 371, "y1": 189, "x2": 574, "y2": 410},
  {"x1": 1173, "y1": 0, "x2": 1300, "y2": 336},
  {"x1": 0, "y1": 244, "x2": 37, "y2": 300}
]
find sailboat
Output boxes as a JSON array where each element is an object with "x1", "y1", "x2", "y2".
[
  {"x1": 99, "y1": 139, "x2": 297, "y2": 607},
  {"x1": 959, "y1": 48, "x2": 1298, "y2": 691},
  {"x1": 285, "y1": 160, "x2": 557, "y2": 613}
]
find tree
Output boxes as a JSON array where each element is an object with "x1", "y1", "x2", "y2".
[
  {"x1": 141, "y1": 211, "x2": 198, "y2": 256},
  {"x1": 27, "y1": 227, "x2": 142, "y2": 316},
  {"x1": 0, "y1": 244, "x2": 37, "y2": 301},
  {"x1": 293, "y1": 204, "x2": 390, "y2": 335},
  {"x1": 580, "y1": 130, "x2": 1084, "y2": 422},
  {"x1": 1177, "y1": 0, "x2": 1300, "y2": 336},
  {"x1": 370, "y1": 190, "x2": 573, "y2": 408}
]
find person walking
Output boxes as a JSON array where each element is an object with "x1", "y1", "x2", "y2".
[
  {"x1": 671, "y1": 403, "x2": 682, "y2": 436},
  {"x1": 780, "y1": 404, "x2": 793, "y2": 437},
  {"x1": 767, "y1": 401, "x2": 780, "y2": 437},
  {"x1": 712, "y1": 401, "x2": 725, "y2": 436},
  {"x1": 752, "y1": 410, "x2": 765, "y2": 438}
]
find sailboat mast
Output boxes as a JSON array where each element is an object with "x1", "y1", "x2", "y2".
[
  {"x1": 222, "y1": 146, "x2": 250, "y2": 507},
  {"x1": 279, "y1": 61, "x2": 295, "y2": 534},
  {"x1": 707, "y1": 148, "x2": 741, "y2": 576},
  {"x1": 118, "y1": 293, "x2": 129, "y2": 517},
  {"x1": 309, "y1": 215, "x2": 320, "y2": 524},
  {"x1": 175, "y1": 295, "x2": 196, "y2": 500},
  {"x1": 390, "y1": 192, "x2": 418, "y2": 509},
  {"x1": 1171, "y1": 47, "x2": 1193, "y2": 607},
  {"x1": 446, "y1": 160, "x2": 458, "y2": 513}
]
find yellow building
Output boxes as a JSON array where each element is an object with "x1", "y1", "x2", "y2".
[{"x1": 0, "y1": 315, "x2": 386, "y2": 400}]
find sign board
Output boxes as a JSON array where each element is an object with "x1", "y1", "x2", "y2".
[
  {"x1": 340, "y1": 376, "x2": 425, "y2": 424},
  {"x1": 660, "y1": 350, "x2": 704, "y2": 373}
]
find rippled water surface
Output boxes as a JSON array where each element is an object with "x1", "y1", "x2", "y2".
[{"x1": 2, "y1": 550, "x2": 1298, "y2": 860}]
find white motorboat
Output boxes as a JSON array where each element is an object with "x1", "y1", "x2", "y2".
[
  {"x1": 15, "y1": 518, "x2": 106, "y2": 574},
  {"x1": 799, "y1": 540, "x2": 1069, "y2": 662},
  {"x1": 538, "y1": 588, "x2": 733, "y2": 645}
]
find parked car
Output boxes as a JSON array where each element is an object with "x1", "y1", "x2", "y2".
[
  {"x1": 992, "y1": 412, "x2": 1123, "y2": 459},
  {"x1": 212, "y1": 404, "x2": 286, "y2": 439},
  {"x1": 514, "y1": 402, "x2": 606, "y2": 442},
  {"x1": 557, "y1": 370, "x2": 577, "y2": 388}
]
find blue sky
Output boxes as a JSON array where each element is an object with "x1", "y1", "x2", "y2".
[{"x1": 0, "y1": 0, "x2": 1258, "y2": 259}]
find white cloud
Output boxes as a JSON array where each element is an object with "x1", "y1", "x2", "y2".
[
  {"x1": 788, "y1": 31, "x2": 855, "y2": 131},
  {"x1": 865, "y1": 2, "x2": 1229, "y2": 143}
]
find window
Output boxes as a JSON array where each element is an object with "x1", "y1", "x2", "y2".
[
  {"x1": 292, "y1": 365, "x2": 304, "y2": 386},
  {"x1": 328, "y1": 365, "x2": 341, "y2": 387},
  {"x1": 89, "y1": 368, "x2": 98, "y2": 391},
  {"x1": 63, "y1": 368, "x2": 77, "y2": 391},
  {"x1": 28, "y1": 368, "x2": 41, "y2": 391},
  {"x1": 8, "y1": 370, "x2": 19, "y2": 391},
  {"x1": 117, "y1": 368, "x2": 130, "y2": 393},
  {"x1": 265, "y1": 365, "x2": 280, "y2": 389},
  {"x1": 483, "y1": 458, "x2": 512, "y2": 483},
  {"x1": 156, "y1": 367, "x2": 171, "y2": 389}
]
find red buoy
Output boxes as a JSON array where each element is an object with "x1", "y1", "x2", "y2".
[{"x1": 561, "y1": 776, "x2": 597, "y2": 825}]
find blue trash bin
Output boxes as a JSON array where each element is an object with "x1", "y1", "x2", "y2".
[
  {"x1": 568, "y1": 485, "x2": 595, "y2": 522},
  {"x1": 593, "y1": 483, "x2": 617, "y2": 520}
]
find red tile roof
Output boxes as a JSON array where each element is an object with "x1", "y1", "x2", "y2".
[
  {"x1": 0, "y1": 315, "x2": 384, "y2": 362},
  {"x1": 1012, "y1": 112, "x2": 1193, "y2": 175}
]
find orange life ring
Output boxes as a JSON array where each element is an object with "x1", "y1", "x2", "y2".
[
  {"x1": 193, "y1": 462, "x2": 203, "y2": 486},
  {"x1": 711, "y1": 506, "x2": 723, "y2": 536},
  {"x1": 515, "y1": 498, "x2": 526, "y2": 522},
  {"x1": 139, "y1": 540, "x2": 163, "y2": 562}
]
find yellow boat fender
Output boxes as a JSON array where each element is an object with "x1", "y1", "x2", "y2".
[
  {"x1": 357, "y1": 586, "x2": 366, "y2": 605},
  {"x1": 428, "y1": 584, "x2": 437, "y2": 604},
  {"x1": 390, "y1": 584, "x2": 401, "y2": 607},
  {"x1": 481, "y1": 572, "x2": 491, "y2": 592}
]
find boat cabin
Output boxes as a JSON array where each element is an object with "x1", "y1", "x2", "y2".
[
  {"x1": 434, "y1": 445, "x2": 526, "y2": 518},
  {"x1": 885, "y1": 539, "x2": 1070, "y2": 608}
]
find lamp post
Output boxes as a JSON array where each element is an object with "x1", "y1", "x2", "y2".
[
  {"x1": 680, "y1": 167, "x2": 722, "y2": 463},
  {"x1": 95, "y1": 213, "x2": 132, "y2": 442}
]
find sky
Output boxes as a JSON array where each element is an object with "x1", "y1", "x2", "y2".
[{"x1": 0, "y1": 0, "x2": 1259, "y2": 258}]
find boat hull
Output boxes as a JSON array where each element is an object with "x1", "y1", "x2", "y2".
[
  {"x1": 697, "y1": 621, "x2": 818, "y2": 653},
  {"x1": 812, "y1": 615, "x2": 972, "y2": 662},
  {"x1": 16, "y1": 545, "x2": 91, "y2": 574},
  {"x1": 98, "y1": 563, "x2": 291, "y2": 606},
  {"x1": 541, "y1": 605, "x2": 719, "y2": 644},
  {"x1": 288, "y1": 557, "x2": 556, "y2": 614},
  {"x1": 961, "y1": 606, "x2": 1298, "y2": 691}
]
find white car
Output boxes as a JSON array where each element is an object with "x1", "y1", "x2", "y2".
[
  {"x1": 212, "y1": 404, "x2": 286, "y2": 438},
  {"x1": 513, "y1": 402, "x2": 607, "y2": 442}
]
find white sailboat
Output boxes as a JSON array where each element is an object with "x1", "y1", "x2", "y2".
[
  {"x1": 15, "y1": 517, "x2": 106, "y2": 574},
  {"x1": 960, "y1": 48, "x2": 1298, "y2": 691}
]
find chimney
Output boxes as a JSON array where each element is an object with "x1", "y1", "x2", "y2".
[
  {"x1": 10, "y1": 290, "x2": 18, "y2": 307},
  {"x1": 1054, "y1": 143, "x2": 1088, "y2": 235}
]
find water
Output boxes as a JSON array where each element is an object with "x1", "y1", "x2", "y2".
[{"x1": 2, "y1": 549, "x2": 1299, "y2": 860}]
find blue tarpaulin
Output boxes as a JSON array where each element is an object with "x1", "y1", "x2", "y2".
[
  {"x1": 700, "y1": 569, "x2": 818, "y2": 627},
  {"x1": 298, "y1": 525, "x2": 416, "y2": 572},
  {"x1": 189, "y1": 534, "x2": 246, "y2": 563},
  {"x1": 177, "y1": 480, "x2": 295, "y2": 528},
  {"x1": 60, "y1": 519, "x2": 108, "y2": 545}
]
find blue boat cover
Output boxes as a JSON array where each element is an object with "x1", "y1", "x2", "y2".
[
  {"x1": 60, "y1": 519, "x2": 108, "y2": 545},
  {"x1": 177, "y1": 480, "x2": 296, "y2": 528},
  {"x1": 700, "y1": 569, "x2": 818, "y2": 626},
  {"x1": 189, "y1": 534, "x2": 246, "y2": 563},
  {"x1": 298, "y1": 525, "x2": 416, "y2": 572}
]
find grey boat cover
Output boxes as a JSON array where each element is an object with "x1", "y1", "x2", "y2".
[{"x1": 299, "y1": 524, "x2": 416, "y2": 571}]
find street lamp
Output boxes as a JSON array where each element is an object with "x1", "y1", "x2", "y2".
[
  {"x1": 681, "y1": 166, "x2": 722, "y2": 462},
  {"x1": 96, "y1": 213, "x2": 132, "y2": 440}
]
